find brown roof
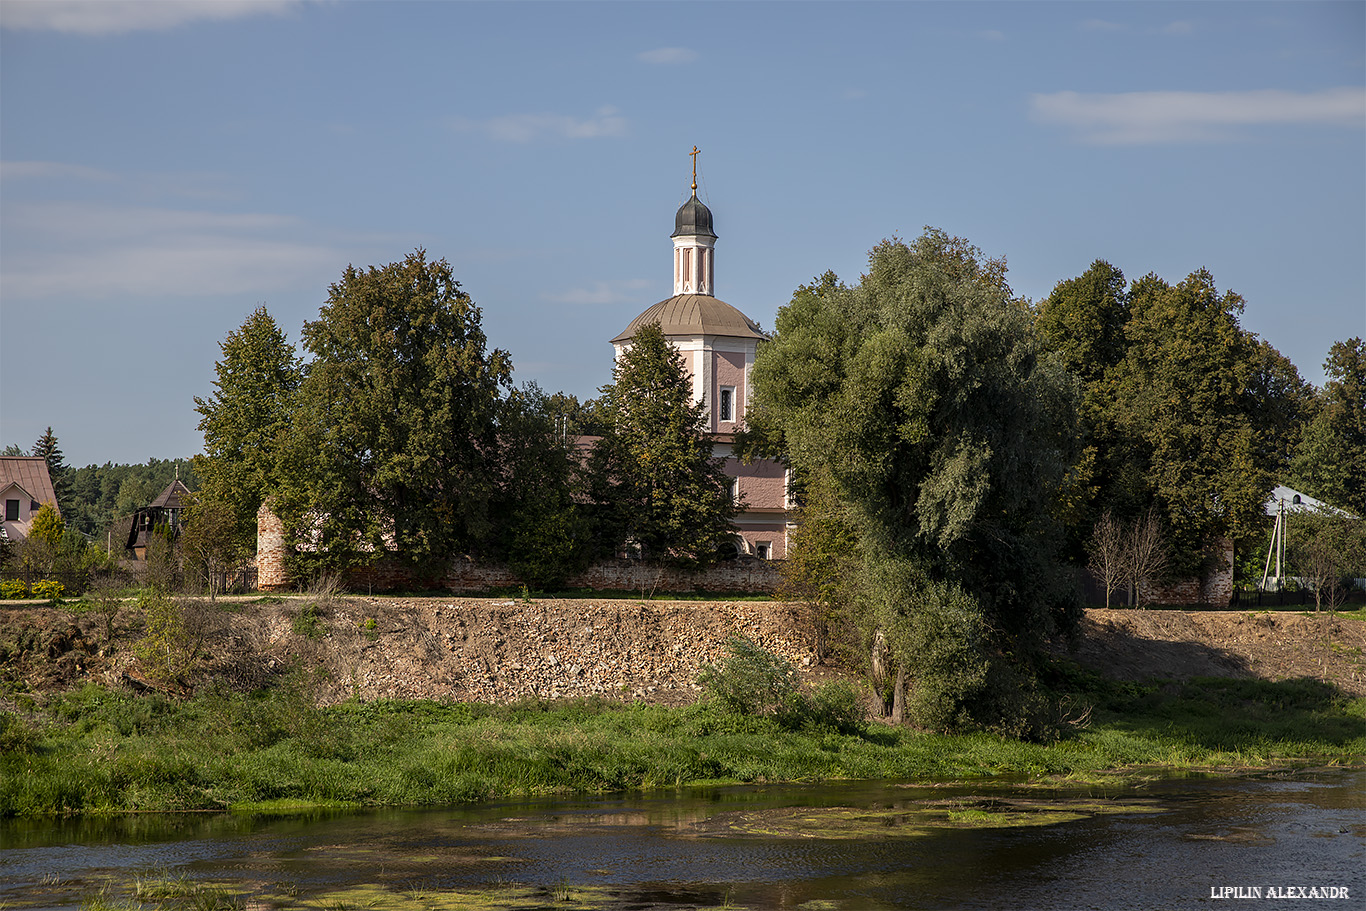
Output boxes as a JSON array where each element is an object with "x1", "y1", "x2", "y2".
[
  {"x1": 0, "y1": 457, "x2": 60, "y2": 516},
  {"x1": 149, "y1": 479, "x2": 192, "y2": 509},
  {"x1": 611, "y1": 294, "x2": 765, "y2": 344}
]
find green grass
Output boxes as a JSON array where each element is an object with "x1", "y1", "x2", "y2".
[{"x1": 3, "y1": 667, "x2": 1362, "y2": 818}]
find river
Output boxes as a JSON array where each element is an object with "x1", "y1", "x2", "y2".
[{"x1": 2, "y1": 768, "x2": 1362, "y2": 910}]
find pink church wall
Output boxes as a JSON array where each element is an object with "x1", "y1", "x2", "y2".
[
  {"x1": 713, "y1": 349, "x2": 747, "y2": 430},
  {"x1": 725, "y1": 458, "x2": 785, "y2": 513}
]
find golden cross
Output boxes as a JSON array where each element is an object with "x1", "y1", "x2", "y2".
[{"x1": 690, "y1": 145, "x2": 701, "y2": 193}]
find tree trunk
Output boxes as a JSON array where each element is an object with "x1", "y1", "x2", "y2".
[{"x1": 890, "y1": 666, "x2": 906, "y2": 725}]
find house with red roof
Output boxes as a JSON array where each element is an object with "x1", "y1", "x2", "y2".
[{"x1": 0, "y1": 456, "x2": 61, "y2": 544}]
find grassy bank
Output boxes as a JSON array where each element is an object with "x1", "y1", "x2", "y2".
[{"x1": 2, "y1": 667, "x2": 1363, "y2": 818}]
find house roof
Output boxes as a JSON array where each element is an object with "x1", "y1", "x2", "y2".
[
  {"x1": 611, "y1": 294, "x2": 765, "y2": 344},
  {"x1": 149, "y1": 479, "x2": 192, "y2": 510},
  {"x1": 1265, "y1": 484, "x2": 1352, "y2": 518},
  {"x1": 0, "y1": 457, "x2": 60, "y2": 515}
]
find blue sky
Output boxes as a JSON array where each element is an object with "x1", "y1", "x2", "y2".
[{"x1": 2, "y1": 0, "x2": 1363, "y2": 467}]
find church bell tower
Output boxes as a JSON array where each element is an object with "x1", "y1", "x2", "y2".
[{"x1": 672, "y1": 146, "x2": 716, "y2": 296}]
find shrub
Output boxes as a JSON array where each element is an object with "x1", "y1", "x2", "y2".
[
  {"x1": 0, "y1": 579, "x2": 29, "y2": 599},
  {"x1": 293, "y1": 604, "x2": 324, "y2": 640},
  {"x1": 774, "y1": 679, "x2": 865, "y2": 734},
  {"x1": 31, "y1": 579, "x2": 65, "y2": 604},
  {"x1": 698, "y1": 637, "x2": 800, "y2": 716}
]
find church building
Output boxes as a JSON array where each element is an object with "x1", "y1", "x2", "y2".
[{"x1": 608, "y1": 159, "x2": 791, "y2": 558}]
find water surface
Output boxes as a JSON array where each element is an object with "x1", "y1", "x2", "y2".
[{"x1": 2, "y1": 769, "x2": 1362, "y2": 909}]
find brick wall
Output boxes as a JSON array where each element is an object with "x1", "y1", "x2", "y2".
[
  {"x1": 1142, "y1": 538, "x2": 1234, "y2": 607},
  {"x1": 255, "y1": 503, "x2": 290, "y2": 592}
]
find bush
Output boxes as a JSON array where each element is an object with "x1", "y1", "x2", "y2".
[
  {"x1": 698, "y1": 637, "x2": 800, "y2": 716},
  {"x1": 31, "y1": 579, "x2": 64, "y2": 603},
  {"x1": 0, "y1": 579, "x2": 29, "y2": 599},
  {"x1": 776, "y1": 680, "x2": 865, "y2": 734}
]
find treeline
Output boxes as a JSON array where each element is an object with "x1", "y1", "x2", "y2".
[
  {"x1": 192, "y1": 250, "x2": 736, "y2": 591},
  {"x1": 3, "y1": 431, "x2": 196, "y2": 540}
]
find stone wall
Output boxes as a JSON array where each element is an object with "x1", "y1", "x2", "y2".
[
  {"x1": 342, "y1": 556, "x2": 782, "y2": 595},
  {"x1": 258, "y1": 504, "x2": 783, "y2": 595}
]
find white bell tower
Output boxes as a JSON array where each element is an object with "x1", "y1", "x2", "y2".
[{"x1": 672, "y1": 146, "x2": 717, "y2": 296}]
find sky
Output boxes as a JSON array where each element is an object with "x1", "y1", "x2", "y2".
[{"x1": 1, "y1": 0, "x2": 1363, "y2": 468}]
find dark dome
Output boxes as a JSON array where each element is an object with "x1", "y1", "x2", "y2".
[{"x1": 672, "y1": 195, "x2": 717, "y2": 239}]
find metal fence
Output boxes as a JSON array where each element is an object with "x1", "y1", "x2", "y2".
[{"x1": 1, "y1": 565, "x2": 258, "y2": 597}]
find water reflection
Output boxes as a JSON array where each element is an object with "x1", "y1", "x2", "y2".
[{"x1": 1, "y1": 769, "x2": 1361, "y2": 910}]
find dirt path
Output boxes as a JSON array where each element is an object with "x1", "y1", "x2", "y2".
[{"x1": 2, "y1": 597, "x2": 1364, "y2": 705}]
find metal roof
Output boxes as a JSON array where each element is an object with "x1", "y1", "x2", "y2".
[
  {"x1": 610, "y1": 294, "x2": 765, "y2": 344},
  {"x1": 0, "y1": 457, "x2": 60, "y2": 515},
  {"x1": 671, "y1": 195, "x2": 717, "y2": 239}
]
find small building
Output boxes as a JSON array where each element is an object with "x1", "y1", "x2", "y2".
[
  {"x1": 0, "y1": 456, "x2": 61, "y2": 545},
  {"x1": 125, "y1": 478, "x2": 192, "y2": 560}
]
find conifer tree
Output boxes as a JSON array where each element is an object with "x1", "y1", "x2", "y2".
[
  {"x1": 588, "y1": 323, "x2": 737, "y2": 566},
  {"x1": 193, "y1": 306, "x2": 301, "y2": 553},
  {"x1": 31, "y1": 427, "x2": 71, "y2": 509}
]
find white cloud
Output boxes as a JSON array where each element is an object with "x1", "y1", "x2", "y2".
[
  {"x1": 1, "y1": 201, "x2": 342, "y2": 299},
  {"x1": 1030, "y1": 87, "x2": 1366, "y2": 144},
  {"x1": 544, "y1": 279, "x2": 651, "y2": 306},
  {"x1": 0, "y1": 0, "x2": 307, "y2": 35},
  {"x1": 637, "y1": 47, "x2": 698, "y2": 65},
  {"x1": 450, "y1": 106, "x2": 627, "y2": 143}
]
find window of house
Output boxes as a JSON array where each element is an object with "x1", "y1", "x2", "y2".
[
  {"x1": 4, "y1": 500, "x2": 18, "y2": 522},
  {"x1": 756, "y1": 541, "x2": 772, "y2": 560},
  {"x1": 719, "y1": 386, "x2": 735, "y2": 422}
]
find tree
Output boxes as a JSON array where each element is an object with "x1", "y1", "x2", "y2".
[
  {"x1": 1125, "y1": 507, "x2": 1171, "y2": 608},
  {"x1": 496, "y1": 383, "x2": 591, "y2": 590},
  {"x1": 31, "y1": 428, "x2": 71, "y2": 509},
  {"x1": 1038, "y1": 264, "x2": 1311, "y2": 587},
  {"x1": 193, "y1": 306, "x2": 302, "y2": 553},
  {"x1": 179, "y1": 495, "x2": 245, "y2": 600},
  {"x1": 1113, "y1": 270, "x2": 1287, "y2": 576},
  {"x1": 1087, "y1": 511, "x2": 1126, "y2": 608},
  {"x1": 587, "y1": 322, "x2": 737, "y2": 566},
  {"x1": 27, "y1": 503, "x2": 64, "y2": 549},
  {"x1": 1034, "y1": 261, "x2": 1146, "y2": 551},
  {"x1": 750, "y1": 231, "x2": 1081, "y2": 736},
  {"x1": 276, "y1": 250, "x2": 513, "y2": 573},
  {"x1": 1288, "y1": 514, "x2": 1365, "y2": 612},
  {"x1": 1291, "y1": 339, "x2": 1366, "y2": 517}
]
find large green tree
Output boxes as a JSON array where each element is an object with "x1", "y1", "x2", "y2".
[
  {"x1": 1036, "y1": 264, "x2": 1311, "y2": 579},
  {"x1": 1291, "y1": 338, "x2": 1366, "y2": 516},
  {"x1": 276, "y1": 250, "x2": 512, "y2": 572},
  {"x1": 193, "y1": 306, "x2": 302, "y2": 552},
  {"x1": 495, "y1": 383, "x2": 591, "y2": 589},
  {"x1": 1111, "y1": 270, "x2": 1307, "y2": 575},
  {"x1": 587, "y1": 323, "x2": 737, "y2": 566},
  {"x1": 750, "y1": 231, "x2": 1080, "y2": 735}
]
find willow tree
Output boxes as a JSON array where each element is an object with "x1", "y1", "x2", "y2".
[{"x1": 750, "y1": 231, "x2": 1080, "y2": 736}]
